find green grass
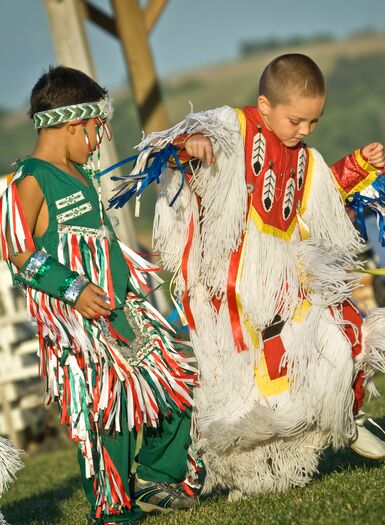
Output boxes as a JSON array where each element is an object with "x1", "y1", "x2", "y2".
[{"x1": 3, "y1": 376, "x2": 385, "y2": 525}]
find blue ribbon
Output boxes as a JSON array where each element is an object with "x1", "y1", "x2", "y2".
[
  {"x1": 105, "y1": 144, "x2": 186, "y2": 210},
  {"x1": 96, "y1": 153, "x2": 139, "y2": 179}
]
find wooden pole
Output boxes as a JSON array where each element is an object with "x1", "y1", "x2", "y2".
[
  {"x1": 44, "y1": 0, "x2": 137, "y2": 247},
  {"x1": 143, "y1": 0, "x2": 169, "y2": 33},
  {"x1": 111, "y1": 0, "x2": 169, "y2": 133}
]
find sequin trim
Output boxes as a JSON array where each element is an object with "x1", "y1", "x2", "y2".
[
  {"x1": 57, "y1": 202, "x2": 92, "y2": 224},
  {"x1": 55, "y1": 191, "x2": 85, "y2": 210},
  {"x1": 22, "y1": 251, "x2": 51, "y2": 285},
  {"x1": 59, "y1": 274, "x2": 90, "y2": 306},
  {"x1": 98, "y1": 298, "x2": 155, "y2": 366}
]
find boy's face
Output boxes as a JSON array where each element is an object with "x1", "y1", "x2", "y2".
[
  {"x1": 258, "y1": 94, "x2": 325, "y2": 147},
  {"x1": 69, "y1": 118, "x2": 110, "y2": 164}
]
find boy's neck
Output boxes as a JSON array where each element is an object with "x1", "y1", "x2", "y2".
[{"x1": 32, "y1": 130, "x2": 74, "y2": 170}]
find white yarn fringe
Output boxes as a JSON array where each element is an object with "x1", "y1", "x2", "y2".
[
  {"x1": 137, "y1": 105, "x2": 237, "y2": 153},
  {"x1": 281, "y1": 305, "x2": 356, "y2": 448},
  {"x1": 357, "y1": 308, "x2": 385, "y2": 397},
  {"x1": 0, "y1": 437, "x2": 23, "y2": 495},
  {"x1": 189, "y1": 108, "x2": 247, "y2": 297},
  {"x1": 238, "y1": 230, "x2": 361, "y2": 331},
  {"x1": 153, "y1": 167, "x2": 201, "y2": 300},
  {"x1": 239, "y1": 222, "x2": 300, "y2": 329},
  {"x1": 198, "y1": 304, "x2": 356, "y2": 455},
  {"x1": 297, "y1": 238, "x2": 362, "y2": 306},
  {"x1": 146, "y1": 106, "x2": 248, "y2": 299},
  {"x1": 200, "y1": 430, "x2": 327, "y2": 496},
  {"x1": 303, "y1": 148, "x2": 363, "y2": 254}
]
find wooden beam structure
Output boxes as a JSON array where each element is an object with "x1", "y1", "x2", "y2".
[
  {"x1": 44, "y1": 0, "x2": 170, "y2": 312},
  {"x1": 111, "y1": 0, "x2": 169, "y2": 132},
  {"x1": 81, "y1": 1, "x2": 118, "y2": 37},
  {"x1": 143, "y1": 0, "x2": 169, "y2": 33},
  {"x1": 44, "y1": 0, "x2": 137, "y2": 248},
  {"x1": 79, "y1": 0, "x2": 169, "y2": 132},
  {"x1": 80, "y1": 0, "x2": 169, "y2": 36}
]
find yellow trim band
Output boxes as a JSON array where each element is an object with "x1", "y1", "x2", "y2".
[
  {"x1": 235, "y1": 108, "x2": 247, "y2": 140},
  {"x1": 254, "y1": 354, "x2": 290, "y2": 396}
]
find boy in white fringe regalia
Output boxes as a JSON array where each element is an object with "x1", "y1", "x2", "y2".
[{"x1": 114, "y1": 54, "x2": 385, "y2": 497}]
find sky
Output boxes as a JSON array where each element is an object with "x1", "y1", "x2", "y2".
[{"x1": 0, "y1": 0, "x2": 384, "y2": 110}]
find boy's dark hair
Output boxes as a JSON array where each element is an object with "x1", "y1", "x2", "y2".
[
  {"x1": 29, "y1": 65, "x2": 108, "y2": 120},
  {"x1": 259, "y1": 53, "x2": 326, "y2": 106}
]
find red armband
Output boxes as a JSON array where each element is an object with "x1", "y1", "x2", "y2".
[{"x1": 331, "y1": 148, "x2": 378, "y2": 201}]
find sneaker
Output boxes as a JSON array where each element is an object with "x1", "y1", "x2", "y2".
[
  {"x1": 133, "y1": 476, "x2": 199, "y2": 513},
  {"x1": 350, "y1": 412, "x2": 385, "y2": 459}
]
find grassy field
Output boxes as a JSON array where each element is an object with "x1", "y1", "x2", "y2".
[{"x1": 3, "y1": 375, "x2": 385, "y2": 525}]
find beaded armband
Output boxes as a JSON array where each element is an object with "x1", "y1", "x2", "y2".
[
  {"x1": 59, "y1": 275, "x2": 90, "y2": 306},
  {"x1": 16, "y1": 250, "x2": 90, "y2": 307},
  {"x1": 22, "y1": 251, "x2": 51, "y2": 285}
]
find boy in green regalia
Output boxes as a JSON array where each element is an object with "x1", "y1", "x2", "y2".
[{"x1": 0, "y1": 66, "x2": 198, "y2": 525}]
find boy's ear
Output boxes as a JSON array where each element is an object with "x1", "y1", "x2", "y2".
[
  {"x1": 66, "y1": 122, "x2": 79, "y2": 136},
  {"x1": 258, "y1": 95, "x2": 271, "y2": 116}
]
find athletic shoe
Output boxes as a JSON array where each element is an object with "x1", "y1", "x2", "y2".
[
  {"x1": 133, "y1": 476, "x2": 199, "y2": 513},
  {"x1": 350, "y1": 411, "x2": 385, "y2": 459}
]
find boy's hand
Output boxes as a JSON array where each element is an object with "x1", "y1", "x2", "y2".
[
  {"x1": 74, "y1": 283, "x2": 114, "y2": 319},
  {"x1": 362, "y1": 142, "x2": 385, "y2": 169},
  {"x1": 185, "y1": 134, "x2": 215, "y2": 165}
]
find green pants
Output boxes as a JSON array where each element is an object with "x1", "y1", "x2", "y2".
[{"x1": 78, "y1": 400, "x2": 192, "y2": 524}]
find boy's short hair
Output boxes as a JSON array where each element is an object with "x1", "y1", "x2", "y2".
[
  {"x1": 29, "y1": 65, "x2": 108, "y2": 120},
  {"x1": 259, "y1": 53, "x2": 326, "y2": 106}
]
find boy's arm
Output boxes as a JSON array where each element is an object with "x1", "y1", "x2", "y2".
[
  {"x1": 2, "y1": 176, "x2": 112, "y2": 319},
  {"x1": 331, "y1": 142, "x2": 384, "y2": 201},
  {"x1": 7, "y1": 175, "x2": 43, "y2": 268}
]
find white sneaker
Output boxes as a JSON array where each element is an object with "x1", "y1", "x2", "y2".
[{"x1": 350, "y1": 412, "x2": 385, "y2": 460}]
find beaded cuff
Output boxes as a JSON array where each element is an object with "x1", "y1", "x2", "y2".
[
  {"x1": 16, "y1": 251, "x2": 90, "y2": 307},
  {"x1": 60, "y1": 275, "x2": 90, "y2": 306},
  {"x1": 21, "y1": 251, "x2": 51, "y2": 285}
]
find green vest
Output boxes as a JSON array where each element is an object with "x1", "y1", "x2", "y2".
[{"x1": 19, "y1": 157, "x2": 129, "y2": 307}]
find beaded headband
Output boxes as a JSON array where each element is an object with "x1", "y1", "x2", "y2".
[{"x1": 33, "y1": 96, "x2": 113, "y2": 129}]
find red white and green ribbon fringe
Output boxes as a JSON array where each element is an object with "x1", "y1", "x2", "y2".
[{"x1": 0, "y1": 176, "x2": 197, "y2": 516}]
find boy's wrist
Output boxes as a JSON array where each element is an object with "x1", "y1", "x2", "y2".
[
  {"x1": 359, "y1": 147, "x2": 370, "y2": 164},
  {"x1": 59, "y1": 274, "x2": 90, "y2": 306},
  {"x1": 172, "y1": 133, "x2": 204, "y2": 164}
]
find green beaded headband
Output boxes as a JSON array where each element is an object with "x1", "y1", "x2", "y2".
[{"x1": 33, "y1": 96, "x2": 113, "y2": 129}]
